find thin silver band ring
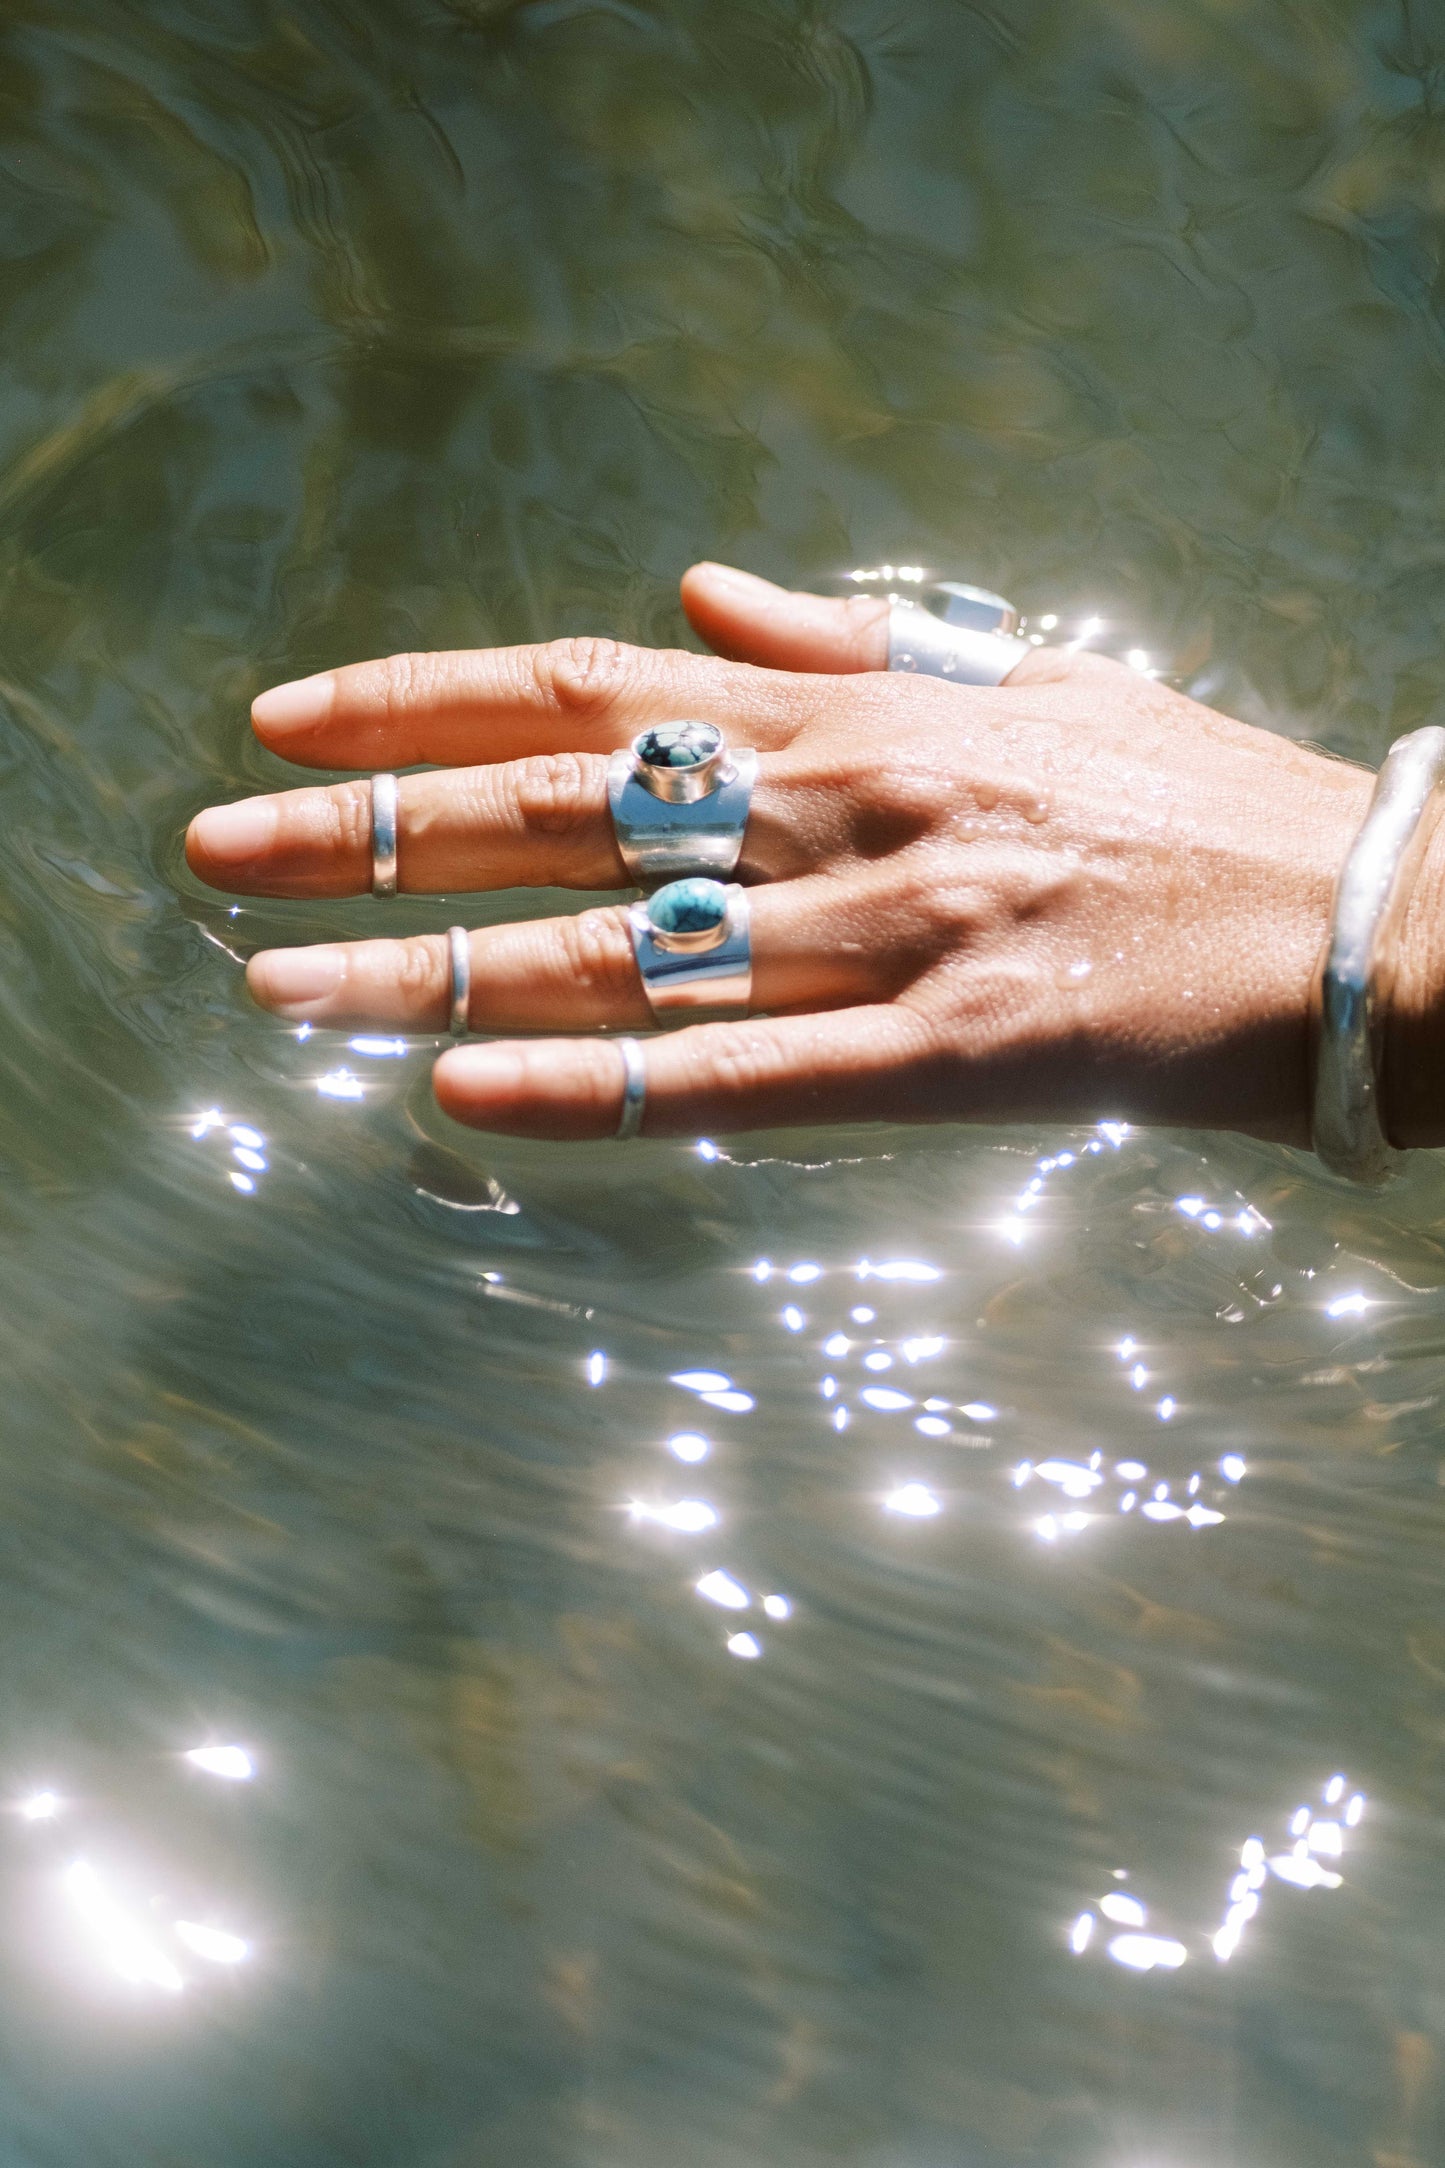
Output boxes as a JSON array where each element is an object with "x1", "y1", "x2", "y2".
[
  {"x1": 371, "y1": 773, "x2": 399, "y2": 896},
  {"x1": 447, "y1": 926, "x2": 471, "y2": 1038},
  {"x1": 615, "y1": 1037, "x2": 646, "y2": 1140}
]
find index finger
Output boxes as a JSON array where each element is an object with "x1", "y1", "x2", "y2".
[{"x1": 249, "y1": 637, "x2": 824, "y2": 770}]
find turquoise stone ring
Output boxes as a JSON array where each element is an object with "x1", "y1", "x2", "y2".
[
  {"x1": 636, "y1": 722, "x2": 720, "y2": 772},
  {"x1": 646, "y1": 878, "x2": 729, "y2": 941},
  {"x1": 607, "y1": 720, "x2": 757, "y2": 886},
  {"x1": 627, "y1": 880, "x2": 752, "y2": 1016}
]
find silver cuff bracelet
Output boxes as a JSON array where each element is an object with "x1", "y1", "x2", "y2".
[{"x1": 1312, "y1": 724, "x2": 1445, "y2": 1182}]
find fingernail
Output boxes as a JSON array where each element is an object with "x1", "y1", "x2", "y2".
[
  {"x1": 189, "y1": 797, "x2": 277, "y2": 864},
  {"x1": 436, "y1": 1045, "x2": 525, "y2": 1093},
  {"x1": 249, "y1": 946, "x2": 345, "y2": 1016},
  {"x1": 696, "y1": 563, "x2": 779, "y2": 597},
  {"x1": 252, "y1": 671, "x2": 335, "y2": 733}
]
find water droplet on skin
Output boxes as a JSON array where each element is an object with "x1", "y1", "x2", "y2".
[
  {"x1": 1022, "y1": 796, "x2": 1051, "y2": 825},
  {"x1": 973, "y1": 780, "x2": 1000, "y2": 812}
]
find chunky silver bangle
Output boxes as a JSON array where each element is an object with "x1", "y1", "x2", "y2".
[{"x1": 1312, "y1": 725, "x2": 1445, "y2": 1182}]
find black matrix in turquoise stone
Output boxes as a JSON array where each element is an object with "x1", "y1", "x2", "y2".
[
  {"x1": 636, "y1": 721, "x2": 720, "y2": 769},
  {"x1": 647, "y1": 879, "x2": 727, "y2": 935}
]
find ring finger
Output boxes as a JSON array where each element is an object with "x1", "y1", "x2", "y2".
[
  {"x1": 244, "y1": 875, "x2": 900, "y2": 1031},
  {"x1": 186, "y1": 752, "x2": 813, "y2": 897}
]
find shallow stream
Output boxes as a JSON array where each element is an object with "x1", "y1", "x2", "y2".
[{"x1": 3, "y1": 4, "x2": 1445, "y2": 2162}]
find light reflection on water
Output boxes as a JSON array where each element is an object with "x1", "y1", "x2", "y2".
[{"x1": 4, "y1": 0, "x2": 1445, "y2": 2160}]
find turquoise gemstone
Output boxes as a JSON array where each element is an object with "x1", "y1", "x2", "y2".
[
  {"x1": 637, "y1": 721, "x2": 719, "y2": 770},
  {"x1": 647, "y1": 878, "x2": 727, "y2": 936}
]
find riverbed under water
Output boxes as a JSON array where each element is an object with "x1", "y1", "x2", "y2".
[{"x1": 3, "y1": 3, "x2": 1445, "y2": 2163}]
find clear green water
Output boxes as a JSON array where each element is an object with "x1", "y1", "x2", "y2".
[{"x1": 4, "y1": 3, "x2": 1445, "y2": 2161}]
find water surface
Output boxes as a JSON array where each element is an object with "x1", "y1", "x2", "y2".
[{"x1": 2, "y1": 3, "x2": 1445, "y2": 2162}]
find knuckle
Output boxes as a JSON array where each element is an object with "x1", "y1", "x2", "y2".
[
  {"x1": 327, "y1": 782, "x2": 373, "y2": 858},
  {"x1": 533, "y1": 635, "x2": 641, "y2": 717},
  {"x1": 394, "y1": 934, "x2": 446, "y2": 1002},
  {"x1": 686, "y1": 1023, "x2": 787, "y2": 1098},
  {"x1": 555, "y1": 907, "x2": 634, "y2": 995},
  {"x1": 379, "y1": 651, "x2": 420, "y2": 717},
  {"x1": 507, "y1": 751, "x2": 598, "y2": 837}
]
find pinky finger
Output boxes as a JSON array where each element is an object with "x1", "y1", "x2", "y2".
[{"x1": 431, "y1": 1006, "x2": 940, "y2": 1140}]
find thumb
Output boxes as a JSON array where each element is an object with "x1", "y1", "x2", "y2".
[{"x1": 681, "y1": 562, "x2": 889, "y2": 673}]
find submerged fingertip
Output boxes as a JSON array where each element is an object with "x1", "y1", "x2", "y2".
[
  {"x1": 246, "y1": 945, "x2": 345, "y2": 1016},
  {"x1": 252, "y1": 670, "x2": 336, "y2": 735}
]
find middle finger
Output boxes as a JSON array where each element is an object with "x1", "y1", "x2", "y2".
[{"x1": 186, "y1": 753, "x2": 812, "y2": 897}]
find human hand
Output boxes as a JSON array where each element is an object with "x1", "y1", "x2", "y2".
[{"x1": 186, "y1": 564, "x2": 1399, "y2": 1146}]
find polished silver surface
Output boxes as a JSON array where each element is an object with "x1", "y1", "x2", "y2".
[
  {"x1": 608, "y1": 734, "x2": 758, "y2": 886},
  {"x1": 446, "y1": 926, "x2": 470, "y2": 1038},
  {"x1": 628, "y1": 885, "x2": 753, "y2": 1016},
  {"x1": 888, "y1": 593, "x2": 1029, "y2": 684},
  {"x1": 1312, "y1": 724, "x2": 1445, "y2": 1182},
  {"x1": 370, "y1": 772, "x2": 399, "y2": 897},
  {"x1": 613, "y1": 1036, "x2": 647, "y2": 1139}
]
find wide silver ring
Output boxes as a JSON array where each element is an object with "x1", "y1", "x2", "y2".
[
  {"x1": 888, "y1": 581, "x2": 1028, "y2": 686},
  {"x1": 447, "y1": 926, "x2": 471, "y2": 1038},
  {"x1": 371, "y1": 773, "x2": 399, "y2": 896},
  {"x1": 607, "y1": 722, "x2": 757, "y2": 888},
  {"x1": 615, "y1": 1037, "x2": 647, "y2": 1140},
  {"x1": 627, "y1": 878, "x2": 752, "y2": 1018}
]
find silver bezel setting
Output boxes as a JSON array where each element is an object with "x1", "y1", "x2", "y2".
[
  {"x1": 627, "y1": 884, "x2": 752, "y2": 1017},
  {"x1": 608, "y1": 729, "x2": 757, "y2": 887}
]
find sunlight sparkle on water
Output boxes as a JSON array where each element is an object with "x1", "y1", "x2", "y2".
[
  {"x1": 696, "y1": 1570, "x2": 749, "y2": 1610},
  {"x1": 1069, "y1": 1911, "x2": 1095, "y2": 1953},
  {"x1": 726, "y1": 1632, "x2": 762, "y2": 1659},
  {"x1": 883, "y1": 1484, "x2": 941, "y2": 1518},
  {"x1": 1109, "y1": 1933, "x2": 1187, "y2": 1973},
  {"x1": 628, "y1": 1499, "x2": 717, "y2": 1533},
  {"x1": 184, "y1": 1745, "x2": 254, "y2": 1782},
  {"x1": 63, "y1": 1862, "x2": 183, "y2": 1993},
  {"x1": 174, "y1": 1920, "x2": 250, "y2": 1965},
  {"x1": 15, "y1": 1790, "x2": 63, "y2": 1821},
  {"x1": 667, "y1": 1433, "x2": 709, "y2": 1463},
  {"x1": 587, "y1": 1351, "x2": 608, "y2": 1386},
  {"x1": 762, "y1": 1594, "x2": 792, "y2": 1620},
  {"x1": 315, "y1": 1070, "x2": 364, "y2": 1100},
  {"x1": 349, "y1": 1037, "x2": 408, "y2": 1058},
  {"x1": 1326, "y1": 1292, "x2": 1372, "y2": 1318},
  {"x1": 862, "y1": 1388, "x2": 913, "y2": 1411}
]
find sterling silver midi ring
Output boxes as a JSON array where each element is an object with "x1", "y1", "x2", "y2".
[
  {"x1": 371, "y1": 772, "x2": 399, "y2": 896},
  {"x1": 614, "y1": 1037, "x2": 647, "y2": 1140},
  {"x1": 888, "y1": 581, "x2": 1028, "y2": 686},
  {"x1": 447, "y1": 926, "x2": 471, "y2": 1038},
  {"x1": 607, "y1": 722, "x2": 757, "y2": 888},
  {"x1": 627, "y1": 877, "x2": 752, "y2": 1019}
]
